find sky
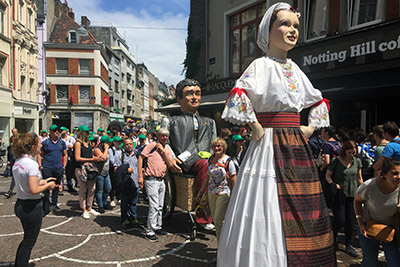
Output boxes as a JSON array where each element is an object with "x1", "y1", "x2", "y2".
[{"x1": 67, "y1": 0, "x2": 190, "y2": 86}]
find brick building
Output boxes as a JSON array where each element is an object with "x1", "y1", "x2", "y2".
[
  {"x1": 44, "y1": 11, "x2": 109, "y2": 130},
  {"x1": 184, "y1": 0, "x2": 400, "y2": 131}
]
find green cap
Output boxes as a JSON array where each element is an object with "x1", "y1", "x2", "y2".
[
  {"x1": 88, "y1": 136, "x2": 95, "y2": 141},
  {"x1": 100, "y1": 135, "x2": 110, "y2": 143},
  {"x1": 41, "y1": 129, "x2": 47, "y2": 133},
  {"x1": 60, "y1": 126, "x2": 68, "y2": 131},
  {"x1": 97, "y1": 128, "x2": 105, "y2": 132},
  {"x1": 139, "y1": 134, "x2": 146, "y2": 140},
  {"x1": 89, "y1": 131, "x2": 95, "y2": 135},
  {"x1": 113, "y1": 136, "x2": 122, "y2": 142},
  {"x1": 78, "y1": 125, "x2": 90, "y2": 132},
  {"x1": 49, "y1": 124, "x2": 59, "y2": 131},
  {"x1": 107, "y1": 130, "x2": 111, "y2": 134},
  {"x1": 232, "y1": 135, "x2": 244, "y2": 141}
]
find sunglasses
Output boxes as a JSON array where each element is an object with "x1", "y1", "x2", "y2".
[{"x1": 212, "y1": 144, "x2": 222, "y2": 148}]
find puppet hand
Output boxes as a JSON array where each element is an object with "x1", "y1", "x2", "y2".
[
  {"x1": 300, "y1": 125, "x2": 315, "y2": 139},
  {"x1": 249, "y1": 122, "x2": 264, "y2": 141},
  {"x1": 170, "y1": 158, "x2": 182, "y2": 173}
]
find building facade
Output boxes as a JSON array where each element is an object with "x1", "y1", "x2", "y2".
[
  {"x1": 44, "y1": 11, "x2": 109, "y2": 131},
  {"x1": 187, "y1": 0, "x2": 400, "y2": 131},
  {"x1": 0, "y1": 0, "x2": 12, "y2": 145},
  {"x1": 12, "y1": 0, "x2": 39, "y2": 134}
]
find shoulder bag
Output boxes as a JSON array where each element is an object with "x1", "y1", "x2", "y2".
[{"x1": 366, "y1": 190, "x2": 400, "y2": 243}]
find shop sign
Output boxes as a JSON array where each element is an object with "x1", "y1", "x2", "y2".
[
  {"x1": 302, "y1": 35, "x2": 400, "y2": 67},
  {"x1": 14, "y1": 106, "x2": 23, "y2": 115},
  {"x1": 290, "y1": 22, "x2": 400, "y2": 73},
  {"x1": 205, "y1": 78, "x2": 237, "y2": 94}
]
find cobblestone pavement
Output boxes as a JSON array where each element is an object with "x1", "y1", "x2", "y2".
[{"x1": 0, "y1": 169, "x2": 387, "y2": 266}]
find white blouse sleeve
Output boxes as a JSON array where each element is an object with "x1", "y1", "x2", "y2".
[
  {"x1": 292, "y1": 62, "x2": 330, "y2": 128},
  {"x1": 308, "y1": 100, "x2": 330, "y2": 128},
  {"x1": 221, "y1": 63, "x2": 257, "y2": 125}
]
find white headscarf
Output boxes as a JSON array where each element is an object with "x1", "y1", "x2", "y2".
[{"x1": 256, "y1": 2, "x2": 292, "y2": 54}]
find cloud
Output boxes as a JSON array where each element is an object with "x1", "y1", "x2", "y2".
[{"x1": 66, "y1": 0, "x2": 188, "y2": 86}]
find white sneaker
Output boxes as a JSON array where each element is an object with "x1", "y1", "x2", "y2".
[
  {"x1": 89, "y1": 209, "x2": 100, "y2": 216},
  {"x1": 110, "y1": 200, "x2": 116, "y2": 207},
  {"x1": 203, "y1": 223, "x2": 215, "y2": 231},
  {"x1": 82, "y1": 211, "x2": 90, "y2": 219}
]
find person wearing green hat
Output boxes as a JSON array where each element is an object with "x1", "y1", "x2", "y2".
[
  {"x1": 93, "y1": 135, "x2": 111, "y2": 213},
  {"x1": 97, "y1": 128, "x2": 105, "y2": 137},
  {"x1": 37, "y1": 124, "x2": 68, "y2": 212},
  {"x1": 108, "y1": 135, "x2": 123, "y2": 207},
  {"x1": 60, "y1": 126, "x2": 77, "y2": 192},
  {"x1": 74, "y1": 126, "x2": 102, "y2": 219},
  {"x1": 39, "y1": 129, "x2": 48, "y2": 143},
  {"x1": 226, "y1": 135, "x2": 247, "y2": 171},
  {"x1": 113, "y1": 138, "x2": 140, "y2": 228}
]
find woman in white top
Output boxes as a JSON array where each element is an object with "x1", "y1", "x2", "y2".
[
  {"x1": 218, "y1": 3, "x2": 335, "y2": 266},
  {"x1": 196, "y1": 138, "x2": 237, "y2": 242},
  {"x1": 12, "y1": 133, "x2": 57, "y2": 267},
  {"x1": 354, "y1": 158, "x2": 400, "y2": 266}
]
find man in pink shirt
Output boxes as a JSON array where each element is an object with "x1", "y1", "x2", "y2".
[{"x1": 137, "y1": 128, "x2": 174, "y2": 242}]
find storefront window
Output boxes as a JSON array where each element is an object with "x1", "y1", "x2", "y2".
[
  {"x1": 229, "y1": 2, "x2": 266, "y2": 75},
  {"x1": 74, "y1": 113, "x2": 93, "y2": 130},
  {"x1": 305, "y1": 0, "x2": 328, "y2": 40},
  {"x1": 349, "y1": 0, "x2": 384, "y2": 29}
]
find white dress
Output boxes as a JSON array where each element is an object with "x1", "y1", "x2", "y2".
[{"x1": 217, "y1": 57, "x2": 330, "y2": 267}]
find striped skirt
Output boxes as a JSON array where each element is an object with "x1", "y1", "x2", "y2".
[{"x1": 273, "y1": 127, "x2": 336, "y2": 266}]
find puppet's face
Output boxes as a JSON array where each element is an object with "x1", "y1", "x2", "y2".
[
  {"x1": 178, "y1": 85, "x2": 201, "y2": 113},
  {"x1": 269, "y1": 10, "x2": 299, "y2": 52}
]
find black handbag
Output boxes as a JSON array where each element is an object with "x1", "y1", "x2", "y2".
[{"x1": 41, "y1": 195, "x2": 51, "y2": 217}]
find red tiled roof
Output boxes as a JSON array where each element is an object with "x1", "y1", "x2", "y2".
[{"x1": 49, "y1": 12, "x2": 97, "y2": 44}]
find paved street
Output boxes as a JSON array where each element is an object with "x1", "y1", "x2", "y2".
[{"x1": 0, "y1": 168, "x2": 387, "y2": 266}]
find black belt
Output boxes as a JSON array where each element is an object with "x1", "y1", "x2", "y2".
[{"x1": 145, "y1": 176, "x2": 164, "y2": 181}]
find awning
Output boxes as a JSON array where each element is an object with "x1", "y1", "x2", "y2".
[{"x1": 156, "y1": 92, "x2": 229, "y2": 112}]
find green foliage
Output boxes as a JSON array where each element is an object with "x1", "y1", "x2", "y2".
[
  {"x1": 182, "y1": 15, "x2": 200, "y2": 78},
  {"x1": 162, "y1": 98, "x2": 176, "y2": 106}
]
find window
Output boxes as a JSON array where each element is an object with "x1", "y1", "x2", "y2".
[
  {"x1": 229, "y1": 2, "x2": 266, "y2": 75},
  {"x1": 114, "y1": 59, "x2": 120, "y2": 70},
  {"x1": 56, "y1": 85, "x2": 68, "y2": 102},
  {"x1": 0, "y1": 4, "x2": 5, "y2": 35},
  {"x1": 56, "y1": 58, "x2": 68, "y2": 74},
  {"x1": 19, "y1": 1, "x2": 23, "y2": 22},
  {"x1": 68, "y1": 30, "x2": 78, "y2": 43},
  {"x1": 79, "y1": 59, "x2": 90, "y2": 75},
  {"x1": 115, "y1": 80, "x2": 119, "y2": 92},
  {"x1": 0, "y1": 56, "x2": 5, "y2": 85},
  {"x1": 79, "y1": 86, "x2": 90, "y2": 103},
  {"x1": 305, "y1": 0, "x2": 328, "y2": 40},
  {"x1": 348, "y1": 0, "x2": 384, "y2": 29},
  {"x1": 28, "y1": 9, "x2": 32, "y2": 31}
]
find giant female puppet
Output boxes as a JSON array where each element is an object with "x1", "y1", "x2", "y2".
[{"x1": 217, "y1": 3, "x2": 336, "y2": 267}]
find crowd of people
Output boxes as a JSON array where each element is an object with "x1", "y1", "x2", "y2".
[{"x1": 3, "y1": 2, "x2": 400, "y2": 266}]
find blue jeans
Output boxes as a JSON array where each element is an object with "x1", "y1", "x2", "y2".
[
  {"x1": 14, "y1": 199, "x2": 43, "y2": 267},
  {"x1": 120, "y1": 187, "x2": 140, "y2": 223},
  {"x1": 95, "y1": 174, "x2": 111, "y2": 208},
  {"x1": 357, "y1": 226, "x2": 400, "y2": 266},
  {"x1": 42, "y1": 167, "x2": 64, "y2": 206}
]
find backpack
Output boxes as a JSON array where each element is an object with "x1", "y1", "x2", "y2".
[
  {"x1": 208, "y1": 155, "x2": 234, "y2": 190},
  {"x1": 358, "y1": 143, "x2": 375, "y2": 179}
]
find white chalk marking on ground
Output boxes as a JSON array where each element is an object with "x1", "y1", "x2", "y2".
[
  {"x1": 42, "y1": 217, "x2": 73, "y2": 230},
  {"x1": 0, "y1": 231, "x2": 23, "y2": 237}
]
